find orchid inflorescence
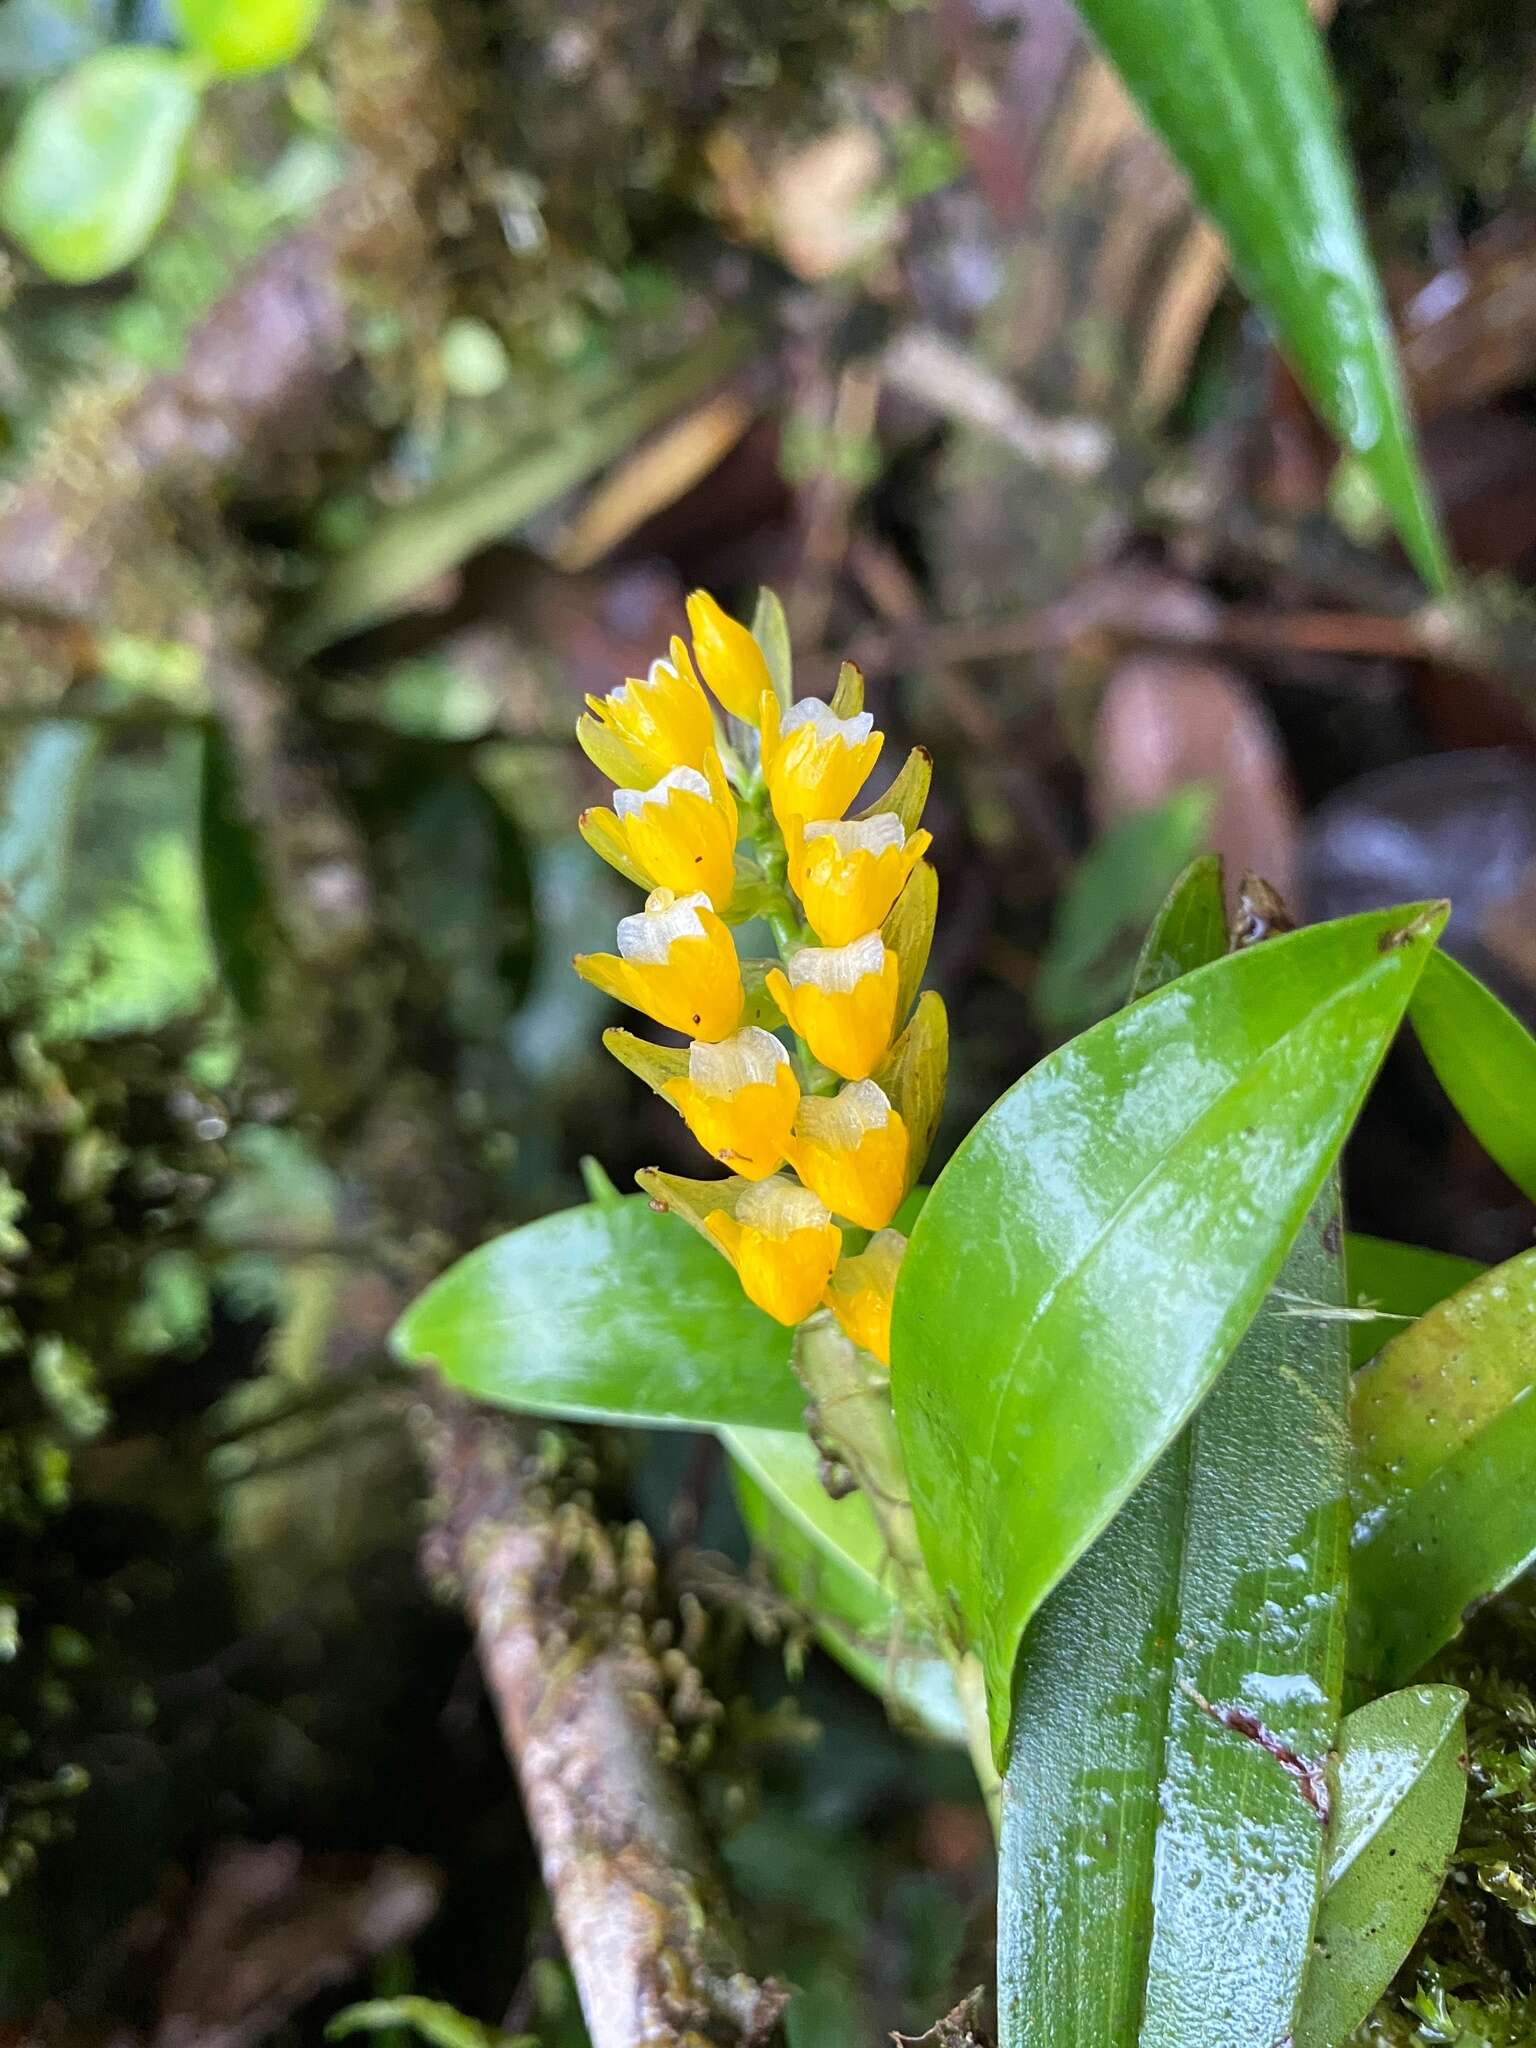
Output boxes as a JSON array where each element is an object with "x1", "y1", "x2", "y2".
[{"x1": 573, "y1": 589, "x2": 948, "y2": 1367}]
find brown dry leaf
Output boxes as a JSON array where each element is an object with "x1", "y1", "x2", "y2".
[
  {"x1": 155, "y1": 1842, "x2": 440, "y2": 2048},
  {"x1": 1402, "y1": 216, "x2": 1536, "y2": 422},
  {"x1": 709, "y1": 124, "x2": 897, "y2": 282},
  {"x1": 1091, "y1": 653, "x2": 1299, "y2": 908},
  {"x1": 553, "y1": 391, "x2": 755, "y2": 571}
]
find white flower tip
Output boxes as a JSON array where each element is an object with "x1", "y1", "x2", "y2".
[
  {"x1": 614, "y1": 765, "x2": 711, "y2": 820},
  {"x1": 786, "y1": 931, "x2": 888, "y2": 991},
  {"x1": 617, "y1": 890, "x2": 711, "y2": 962},
  {"x1": 798, "y1": 1078, "x2": 892, "y2": 1146},
  {"x1": 738, "y1": 1175, "x2": 831, "y2": 1236},
  {"x1": 781, "y1": 699, "x2": 875, "y2": 749},
  {"x1": 805, "y1": 814, "x2": 906, "y2": 856},
  {"x1": 689, "y1": 1026, "x2": 789, "y2": 1096}
]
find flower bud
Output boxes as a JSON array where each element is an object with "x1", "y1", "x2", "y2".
[
  {"x1": 577, "y1": 638, "x2": 715, "y2": 787},
  {"x1": 575, "y1": 889, "x2": 742, "y2": 1040},
  {"x1": 705, "y1": 1175, "x2": 842, "y2": 1326},
  {"x1": 787, "y1": 812, "x2": 933, "y2": 947},
  {"x1": 760, "y1": 692, "x2": 882, "y2": 830},
  {"x1": 822, "y1": 1229, "x2": 906, "y2": 1367},
  {"x1": 789, "y1": 1079, "x2": 907, "y2": 1229},
  {"x1": 686, "y1": 589, "x2": 774, "y2": 726},
  {"x1": 765, "y1": 932, "x2": 899, "y2": 1081},
  {"x1": 664, "y1": 1027, "x2": 799, "y2": 1180}
]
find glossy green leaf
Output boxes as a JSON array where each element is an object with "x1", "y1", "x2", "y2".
[
  {"x1": 1342, "y1": 1232, "x2": 1485, "y2": 1371},
  {"x1": 0, "y1": 48, "x2": 201, "y2": 282},
  {"x1": 1295, "y1": 1685, "x2": 1468, "y2": 2048},
  {"x1": 392, "y1": 1194, "x2": 801, "y2": 1431},
  {"x1": 723, "y1": 1425, "x2": 964, "y2": 1746},
  {"x1": 1409, "y1": 949, "x2": 1536, "y2": 1203},
  {"x1": 1072, "y1": 0, "x2": 1448, "y2": 591},
  {"x1": 172, "y1": 0, "x2": 326, "y2": 75},
  {"x1": 999, "y1": 896, "x2": 1351, "y2": 2045},
  {"x1": 1350, "y1": 1248, "x2": 1536, "y2": 1689},
  {"x1": 1035, "y1": 788, "x2": 1213, "y2": 1035},
  {"x1": 892, "y1": 901, "x2": 1446, "y2": 1759},
  {"x1": 1129, "y1": 852, "x2": 1228, "y2": 1002},
  {"x1": 999, "y1": 1185, "x2": 1350, "y2": 2048}
]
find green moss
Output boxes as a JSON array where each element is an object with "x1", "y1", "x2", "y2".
[{"x1": 1360, "y1": 1587, "x2": 1536, "y2": 2040}]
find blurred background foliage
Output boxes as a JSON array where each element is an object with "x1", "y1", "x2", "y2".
[{"x1": 1, "y1": 0, "x2": 1535, "y2": 2041}]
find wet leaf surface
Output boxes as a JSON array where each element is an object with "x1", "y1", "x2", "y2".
[
  {"x1": 892, "y1": 902, "x2": 1446, "y2": 1757},
  {"x1": 1294, "y1": 1684, "x2": 1468, "y2": 2048},
  {"x1": 1350, "y1": 1248, "x2": 1536, "y2": 1689}
]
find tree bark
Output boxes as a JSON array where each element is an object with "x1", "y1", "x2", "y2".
[{"x1": 415, "y1": 1394, "x2": 787, "y2": 2048}]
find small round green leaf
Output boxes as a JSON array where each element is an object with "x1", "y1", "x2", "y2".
[
  {"x1": 0, "y1": 48, "x2": 201, "y2": 283},
  {"x1": 171, "y1": 0, "x2": 325, "y2": 76}
]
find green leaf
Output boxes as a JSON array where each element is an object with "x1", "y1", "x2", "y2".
[
  {"x1": 327, "y1": 1997, "x2": 532, "y2": 2048},
  {"x1": 1035, "y1": 788, "x2": 1213, "y2": 1035},
  {"x1": 1129, "y1": 851, "x2": 1228, "y2": 1001},
  {"x1": 392, "y1": 1194, "x2": 802, "y2": 1432},
  {"x1": 1349, "y1": 1248, "x2": 1536, "y2": 1690},
  {"x1": 723, "y1": 1425, "x2": 964, "y2": 1745},
  {"x1": 1294, "y1": 1685, "x2": 1468, "y2": 2048},
  {"x1": 891, "y1": 900, "x2": 1447, "y2": 1759},
  {"x1": 0, "y1": 722, "x2": 100, "y2": 987},
  {"x1": 1071, "y1": 0, "x2": 1448, "y2": 591},
  {"x1": 1409, "y1": 949, "x2": 1536, "y2": 1203},
  {"x1": 0, "y1": 47, "x2": 201, "y2": 282},
  {"x1": 1342, "y1": 1232, "x2": 1485, "y2": 1371},
  {"x1": 44, "y1": 729, "x2": 216, "y2": 1037},
  {"x1": 171, "y1": 0, "x2": 326, "y2": 76},
  {"x1": 750, "y1": 586, "x2": 794, "y2": 710},
  {"x1": 199, "y1": 728, "x2": 274, "y2": 1022},
  {"x1": 999, "y1": 1185, "x2": 1350, "y2": 2048}
]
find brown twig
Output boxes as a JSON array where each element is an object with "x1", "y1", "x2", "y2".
[
  {"x1": 415, "y1": 1395, "x2": 788, "y2": 2048},
  {"x1": 839, "y1": 594, "x2": 1460, "y2": 681}
]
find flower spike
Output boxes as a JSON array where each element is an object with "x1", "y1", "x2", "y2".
[
  {"x1": 823, "y1": 1229, "x2": 906, "y2": 1367},
  {"x1": 686, "y1": 589, "x2": 773, "y2": 726},
  {"x1": 575, "y1": 889, "x2": 743, "y2": 1040},
  {"x1": 764, "y1": 933, "x2": 900, "y2": 1081},
  {"x1": 576, "y1": 590, "x2": 945, "y2": 1343}
]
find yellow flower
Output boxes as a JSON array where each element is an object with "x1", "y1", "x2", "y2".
[
  {"x1": 663, "y1": 1027, "x2": 800, "y2": 1180},
  {"x1": 823, "y1": 1229, "x2": 906, "y2": 1367},
  {"x1": 787, "y1": 813, "x2": 933, "y2": 947},
  {"x1": 581, "y1": 750, "x2": 738, "y2": 910},
  {"x1": 789, "y1": 1080, "x2": 908, "y2": 1229},
  {"x1": 760, "y1": 691, "x2": 882, "y2": 830},
  {"x1": 706, "y1": 1176, "x2": 842, "y2": 1327},
  {"x1": 686, "y1": 589, "x2": 773, "y2": 726},
  {"x1": 575, "y1": 889, "x2": 742, "y2": 1040},
  {"x1": 765, "y1": 933, "x2": 899, "y2": 1081},
  {"x1": 576, "y1": 638, "x2": 715, "y2": 787}
]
